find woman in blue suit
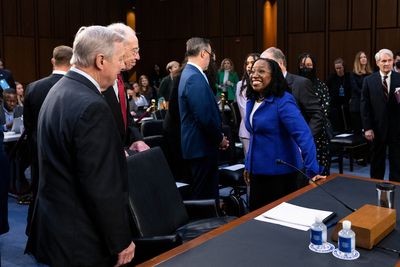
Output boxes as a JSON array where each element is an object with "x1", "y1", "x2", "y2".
[{"x1": 244, "y1": 58, "x2": 324, "y2": 211}]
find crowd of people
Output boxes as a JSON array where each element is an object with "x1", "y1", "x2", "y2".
[{"x1": 1, "y1": 21, "x2": 400, "y2": 266}]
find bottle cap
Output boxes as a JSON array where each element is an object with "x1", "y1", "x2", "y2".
[
  {"x1": 342, "y1": 220, "x2": 351, "y2": 229},
  {"x1": 315, "y1": 216, "x2": 322, "y2": 223}
]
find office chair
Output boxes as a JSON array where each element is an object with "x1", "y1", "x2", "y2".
[{"x1": 127, "y1": 147, "x2": 235, "y2": 264}]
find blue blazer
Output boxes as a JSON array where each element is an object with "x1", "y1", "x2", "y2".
[
  {"x1": 245, "y1": 92, "x2": 321, "y2": 178},
  {"x1": 178, "y1": 64, "x2": 222, "y2": 159}
]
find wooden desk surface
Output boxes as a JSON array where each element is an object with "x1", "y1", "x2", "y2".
[{"x1": 138, "y1": 174, "x2": 400, "y2": 267}]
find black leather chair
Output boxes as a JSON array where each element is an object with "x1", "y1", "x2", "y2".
[
  {"x1": 140, "y1": 119, "x2": 164, "y2": 137},
  {"x1": 126, "y1": 147, "x2": 235, "y2": 264},
  {"x1": 330, "y1": 133, "x2": 368, "y2": 173},
  {"x1": 140, "y1": 119, "x2": 165, "y2": 149}
]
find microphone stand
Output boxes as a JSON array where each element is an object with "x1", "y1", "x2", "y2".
[{"x1": 275, "y1": 159, "x2": 356, "y2": 212}]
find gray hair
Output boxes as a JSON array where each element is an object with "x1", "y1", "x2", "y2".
[
  {"x1": 261, "y1": 47, "x2": 287, "y2": 67},
  {"x1": 186, "y1": 37, "x2": 210, "y2": 57},
  {"x1": 70, "y1": 25, "x2": 125, "y2": 68},
  {"x1": 375, "y1": 48, "x2": 393, "y2": 62},
  {"x1": 107, "y1": 23, "x2": 137, "y2": 44}
]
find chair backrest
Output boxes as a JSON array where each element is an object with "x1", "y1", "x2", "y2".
[
  {"x1": 140, "y1": 119, "x2": 164, "y2": 137},
  {"x1": 127, "y1": 147, "x2": 189, "y2": 237}
]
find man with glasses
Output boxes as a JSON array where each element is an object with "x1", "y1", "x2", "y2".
[
  {"x1": 179, "y1": 37, "x2": 229, "y2": 201},
  {"x1": 104, "y1": 23, "x2": 150, "y2": 154}
]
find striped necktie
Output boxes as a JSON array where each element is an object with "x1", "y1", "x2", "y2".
[{"x1": 382, "y1": 76, "x2": 389, "y2": 101}]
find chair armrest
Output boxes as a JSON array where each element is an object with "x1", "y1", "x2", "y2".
[
  {"x1": 183, "y1": 199, "x2": 220, "y2": 219},
  {"x1": 132, "y1": 234, "x2": 182, "y2": 264}
]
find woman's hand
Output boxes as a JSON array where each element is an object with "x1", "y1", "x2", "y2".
[
  {"x1": 310, "y1": 175, "x2": 326, "y2": 183},
  {"x1": 243, "y1": 169, "x2": 250, "y2": 186}
]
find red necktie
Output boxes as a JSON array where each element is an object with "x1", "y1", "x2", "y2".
[
  {"x1": 117, "y1": 74, "x2": 127, "y2": 129},
  {"x1": 382, "y1": 76, "x2": 389, "y2": 101}
]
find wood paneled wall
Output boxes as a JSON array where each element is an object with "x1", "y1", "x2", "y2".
[
  {"x1": 0, "y1": 0, "x2": 125, "y2": 85},
  {"x1": 2, "y1": 0, "x2": 400, "y2": 84},
  {"x1": 281, "y1": 0, "x2": 400, "y2": 79},
  {"x1": 134, "y1": 0, "x2": 262, "y2": 79}
]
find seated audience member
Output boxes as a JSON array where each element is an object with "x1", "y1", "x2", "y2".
[
  {"x1": 326, "y1": 58, "x2": 351, "y2": 132},
  {"x1": 159, "y1": 61, "x2": 180, "y2": 108},
  {"x1": 349, "y1": 51, "x2": 372, "y2": 134},
  {"x1": 15, "y1": 81, "x2": 25, "y2": 106},
  {"x1": 216, "y1": 58, "x2": 239, "y2": 102},
  {"x1": 1, "y1": 89, "x2": 23, "y2": 131},
  {"x1": 243, "y1": 58, "x2": 324, "y2": 211},
  {"x1": 138, "y1": 74, "x2": 157, "y2": 102},
  {"x1": 131, "y1": 81, "x2": 148, "y2": 116},
  {"x1": 126, "y1": 84, "x2": 138, "y2": 115},
  {"x1": 236, "y1": 53, "x2": 260, "y2": 158}
]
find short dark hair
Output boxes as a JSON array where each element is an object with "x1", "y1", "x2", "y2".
[
  {"x1": 53, "y1": 45, "x2": 73, "y2": 66},
  {"x1": 246, "y1": 58, "x2": 288, "y2": 100}
]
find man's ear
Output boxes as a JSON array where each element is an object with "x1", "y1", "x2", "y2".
[
  {"x1": 95, "y1": 54, "x2": 104, "y2": 70},
  {"x1": 51, "y1": 58, "x2": 55, "y2": 66}
]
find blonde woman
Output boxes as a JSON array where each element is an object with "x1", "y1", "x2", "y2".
[
  {"x1": 350, "y1": 51, "x2": 372, "y2": 133},
  {"x1": 216, "y1": 58, "x2": 239, "y2": 102}
]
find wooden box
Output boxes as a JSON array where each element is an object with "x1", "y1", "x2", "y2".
[{"x1": 331, "y1": 204, "x2": 396, "y2": 249}]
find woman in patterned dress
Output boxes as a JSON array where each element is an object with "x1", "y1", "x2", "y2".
[{"x1": 297, "y1": 53, "x2": 331, "y2": 175}]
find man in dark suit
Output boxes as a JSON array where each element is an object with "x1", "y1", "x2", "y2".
[
  {"x1": 179, "y1": 37, "x2": 229, "y2": 200},
  {"x1": 26, "y1": 26, "x2": 135, "y2": 267},
  {"x1": 361, "y1": 48, "x2": 400, "y2": 181},
  {"x1": 23, "y1": 45, "x2": 72, "y2": 235},
  {"x1": 103, "y1": 23, "x2": 149, "y2": 153},
  {"x1": 261, "y1": 47, "x2": 324, "y2": 138}
]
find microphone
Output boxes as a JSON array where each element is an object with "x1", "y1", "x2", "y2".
[{"x1": 275, "y1": 159, "x2": 356, "y2": 212}]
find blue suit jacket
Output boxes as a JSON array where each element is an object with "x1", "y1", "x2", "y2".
[
  {"x1": 245, "y1": 92, "x2": 321, "y2": 178},
  {"x1": 178, "y1": 64, "x2": 222, "y2": 159}
]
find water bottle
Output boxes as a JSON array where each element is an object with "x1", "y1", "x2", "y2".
[
  {"x1": 309, "y1": 216, "x2": 334, "y2": 253},
  {"x1": 310, "y1": 216, "x2": 327, "y2": 246},
  {"x1": 338, "y1": 220, "x2": 355, "y2": 253}
]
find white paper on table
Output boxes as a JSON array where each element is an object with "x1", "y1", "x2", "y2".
[
  {"x1": 254, "y1": 202, "x2": 334, "y2": 231},
  {"x1": 220, "y1": 164, "x2": 245, "y2": 171},
  {"x1": 334, "y1": 133, "x2": 353, "y2": 138},
  {"x1": 254, "y1": 215, "x2": 309, "y2": 231},
  {"x1": 176, "y1": 182, "x2": 189, "y2": 188}
]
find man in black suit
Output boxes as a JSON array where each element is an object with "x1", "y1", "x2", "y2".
[
  {"x1": 361, "y1": 48, "x2": 400, "y2": 181},
  {"x1": 261, "y1": 47, "x2": 324, "y2": 138},
  {"x1": 23, "y1": 45, "x2": 72, "y2": 235},
  {"x1": 104, "y1": 23, "x2": 149, "y2": 153},
  {"x1": 26, "y1": 26, "x2": 135, "y2": 267}
]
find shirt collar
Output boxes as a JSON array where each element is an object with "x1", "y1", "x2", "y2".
[
  {"x1": 70, "y1": 67, "x2": 101, "y2": 93},
  {"x1": 380, "y1": 70, "x2": 392, "y2": 78},
  {"x1": 52, "y1": 70, "x2": 67, "y2": 75}
]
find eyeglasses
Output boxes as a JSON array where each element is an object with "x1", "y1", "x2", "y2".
[
  {"x1": 131, "y1": 47, "x2": 140, "y2": 55},
  {"x1": 203, "y1": 49, "x2": 215, "y2": 59}
]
